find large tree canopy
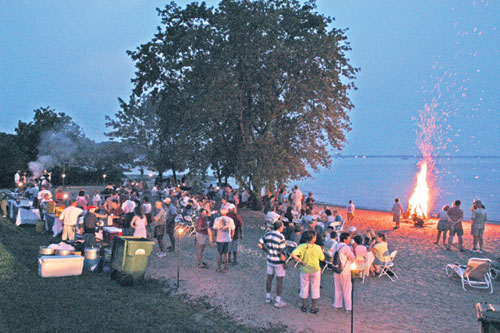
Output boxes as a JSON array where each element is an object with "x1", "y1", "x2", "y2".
[{"x1": 111, "y1": 0, "x2": 358, "y2": 194}]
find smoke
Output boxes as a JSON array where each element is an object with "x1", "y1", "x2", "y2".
[
  {"x1": 28, "y1": 128, "x2": 78, "y2": 178},
  {"x1": 28, "y1": 155, "x2": 55, "y2": 179}
]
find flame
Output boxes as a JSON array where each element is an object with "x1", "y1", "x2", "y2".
[{"x1": 408, "y1": 161, "x2": 430, "y2": 219}]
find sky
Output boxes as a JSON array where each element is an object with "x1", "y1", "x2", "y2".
[{"x1": 1, "y1": 0, "x2": 499, "y2": 156}]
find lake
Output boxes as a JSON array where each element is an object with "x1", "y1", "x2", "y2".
[{"x1": 296, "y1": 156, "x2": 500, "y2": 221}]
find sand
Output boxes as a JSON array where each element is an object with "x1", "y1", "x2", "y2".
[{"x1": 146, "y1": 206, "x2": 500, "y2": 332}]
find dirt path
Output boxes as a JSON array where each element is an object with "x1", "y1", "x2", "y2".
[{"x1": 146, "y1": 207, "x2": 500, "y2": 332}]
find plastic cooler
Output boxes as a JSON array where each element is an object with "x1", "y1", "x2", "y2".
[
  {"x1": 111, "y1": 236, "x2": 155, "y2": 280},
  {"x1": 38, "y1": 255, "x2": 84, "y2": 277},
  {"x1": 477, "y1": 303, "x2": 500, "y2": 333},
  {"x1": 103, "y1": 227, "x2": 123, "y2": 246}
]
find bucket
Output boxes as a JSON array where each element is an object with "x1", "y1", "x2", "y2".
[
  {"x1": 84, "y1": 258, "x2": 100, "y2": 272},
  {"x1": 36, "y1": 220, "x2": 45, "y2": 233},
  {"x1": 103, "y1": 248, "x2": 112, "y2": 262},
  {"x1": 39, "y1": 246, "x2": 55, "y2": 256},
  {"x1": 85, "y1": 248, "x2": 99, "y2": 260}
]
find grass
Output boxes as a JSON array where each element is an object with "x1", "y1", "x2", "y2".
[{"x1": 0, "y1": 217, "x2": 260, "y2": 333}]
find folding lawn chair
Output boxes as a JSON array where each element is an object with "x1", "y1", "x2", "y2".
[
  {"x1": 378, "y1": 250, "x2": 398, "y2": 282},
  {"x1": 446, "y1": 258, "x2": 493, "y2": 294},
  {"x1": 352, "y1": 255, "x2": 367, "y2": 284},
  {"x1": 284, "y1": 241, "x2": 300, "y2": 268}
]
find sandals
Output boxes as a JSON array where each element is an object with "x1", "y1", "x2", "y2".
[
  {"x1": 309, "y1": 308, "x2": 319, "y2": 314},
  {"x1": 198, "y1": 263, "x2": 208, "y2": 269},
  {"x1": 216, "y1": 268, "x2": 222, "y2": 273},
  {"x1": 301, "y1": 306, "x2": 307, "y2": 313}
]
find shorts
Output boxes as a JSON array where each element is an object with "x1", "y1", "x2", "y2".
[
  {"x1": 216, "y1": 242, "x2": 229, "y2": 254},
  {"x1": 267, "y1": 263, "x2": 286, "y2": 277},
  {"x1": 450, "y1": 225, "x2": 464, "y2": 237},
  {"x1": 437, "y1": 220, "x2": 449, "y2": 231},
  {"x1": 347, "y1": 213, "x2": 354, "y2": 219},
  {"x1": 471, "y1": 225, "x2": 485, "y2": 237},
  {"x1": 229, "y1": 240, "x2": 239, "y2": 252},
  {"x1": 196, "y1": 232, "x2": 207, "y2": 245}
]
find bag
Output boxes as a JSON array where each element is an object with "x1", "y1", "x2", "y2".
[
  {"x1": 46, "y1": 201, "x2": 56, "y2": 214},
  {"x1": 331, "y1": 244, "x2": 345, "y2": 274}
]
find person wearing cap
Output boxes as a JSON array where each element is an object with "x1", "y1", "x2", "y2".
[
  {"x1": 471, "y1": 200, "x2": 487, "y2": 253},
  {"x1": 83, "y1": 205, "x2": 107, "y2": 247},
  {"x1": 164, "y1": 197, "x2": 177, "y2": 251},
  {"x1": 227, "y1": 204, "x2": 244, "y2": 265},
  {"x1": 211, "y1": 208, "x2": 235, "y2": 273}
]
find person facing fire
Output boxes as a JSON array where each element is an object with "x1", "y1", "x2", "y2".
[{"x1": 446, "y1": 200, "x2": 464, "y2": 252}]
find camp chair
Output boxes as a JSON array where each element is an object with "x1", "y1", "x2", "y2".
[
  {"x1": 284, "y1": 241, "x2": 300, "y2": 268},
  {"x1": 352, "y1": 255, "x2": 367, "y2": 284},
  {"x1": 446, "y1": 258, "x2": 493, "y2": 294},
  {"x1": 378, "y1": 250, "x2": 398, "y2": 282},
  {"x1": 329, "y1": 221, "x2": 343, "y2": 232},
  {"x1": 321, "y1": 254, "x2": 333, "y2": 274}
]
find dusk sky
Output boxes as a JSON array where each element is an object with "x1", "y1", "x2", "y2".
[{"x1": 1, "y1": 0, "x2": 499, "y2": 156}]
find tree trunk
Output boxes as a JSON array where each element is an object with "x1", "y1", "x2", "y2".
[
  {"x1": 156, "y1": 170, "x2": 164, "y2": 185},
  {"x1": 172, "y1": 168, "x2": 177, "y2": 184}
]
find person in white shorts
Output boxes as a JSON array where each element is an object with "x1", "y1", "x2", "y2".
[{"x1": 258, "y1": 221, "x2": 287, "y2": 308}]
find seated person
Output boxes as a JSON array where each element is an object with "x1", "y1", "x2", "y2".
[
  {"x1": 300, "y1": 209, "x2": 314, "y2": 227},
  {"x1": 290, "y1": 224, "x2": 303, "y2": 244},
  {"x1": 323, "y1": 230, "x2": 338, "y2": 261},
  {"x1": 369, "y1": 233, "x2": 390, "y2": 274},
  {"x1": 299, "y1": 220, "x2": 324, "y2": 249},
  {"x1": 283, "y1": 220, "x2": 295, "y2": 240},
  {"x1": 352, "y1": 235, "x2": 372, "y2": 275}
]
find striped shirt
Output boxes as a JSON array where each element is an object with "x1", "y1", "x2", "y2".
[{"x1": 259, "y1": 230, "x2": 286, "y2": 265}]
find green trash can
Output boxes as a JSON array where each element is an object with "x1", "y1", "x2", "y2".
[
  {"x1": 110, "y1": 236, "x2": 155, "y2": 283},
  {"x1": 477, "y1": 303, "x2": 500, "y2": 332}
]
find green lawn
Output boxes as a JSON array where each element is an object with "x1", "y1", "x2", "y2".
[{"x1": 0, "y1": 217, "x2": 257, "y2": 333}]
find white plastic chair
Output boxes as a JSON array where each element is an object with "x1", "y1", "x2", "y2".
[
  {"x1": 446, "y1": 258, "x2": 493, "y2": 294},
  {"x1": 378, "y1": 250, "x2": 398, "y2": 282}
]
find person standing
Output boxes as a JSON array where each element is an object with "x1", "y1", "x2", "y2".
[
  {"x1": 83, "y1": 206, "x2": 106, "y2": 248},
  {"x1": 211, "y1": 209, "x2": 235, "y2": 273},
  {"x1": 152, "y1": 201, "x2": 167, "y2": 257},
  {"x1": 434, "y1": 205, "x2": 450, "y2": 246},
  {"x1": 258, "y1": 221, "x2": 287, "y2": 308},
  {"x1": 291, "y1": 231, "x2": 325, "y2": 314},
  {"x1": 196, "y1": 209, "x2": 211, "y2": 268},
  {"x1": 305, "y1": 192, "x2": 315, "y2": 211},
  {"x1": 471, "y1": 200, "x2": 487, "y2": 253},
  {"x1": 391, "y1": 198, "x2": 404, "y2": 229},
  {"x1": 164, "y1": 197, "x2": 177, "y2": 252},
  {"x1": 59, "y1": 200, "x2": 83, "y2": 243},
  {"x1": 446, "y1": 200, "x2": 464, "y2": 252},
  {"x1": 131, "y1": 206, "x2": 148, "y2": 238},
  {"x1": 346, "y1": 200, "x2": 355, "y2": 224},
  {"x1": 333, "y1": 232, "x2": 355, "y2": 312},
  {"x1": 14, "y1": 171, "x2": 20, "y2": 186},
  {"x1": 92, "y1": 190, "x2": 101, "y2": 208},
  {"x1": 291, "y1": 185, "x2": 303, "y2": 212},
  {"x1": 227, "y1": 205, "x2": 244, "y2": 265},
  {"x1": 0, "y1": 190, "x2": 14, "y2": 218}
]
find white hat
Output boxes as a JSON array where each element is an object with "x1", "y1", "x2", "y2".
[
  {"x1": 227, "y1": 203, "x2": 236, "y2": 210},
  {"x1": 348, "y1": 226, "x2": 357, "y2": 233}
]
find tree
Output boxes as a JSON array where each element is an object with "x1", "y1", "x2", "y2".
[
  {"x1": 124, "y1": 0, "x2": 358, "y2": 198},
  {"x1": 15, "y1": 107, "x2": 82, "y2": 163},
  {"x1": 105, "y1": 95, "x2": 189, "y2": 183},
  {"x1": 0, "y1": 133, "x2": 27, "y2": 188}
]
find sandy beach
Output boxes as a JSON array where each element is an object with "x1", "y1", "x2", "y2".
[{"x1": 146, "y1": 206, "x2": 500, "y2": 332}]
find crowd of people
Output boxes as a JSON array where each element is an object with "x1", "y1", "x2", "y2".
[
  {"x1": 4, "y1": 173, "x2": 492, "y2": 317},
  {"x1": 434, "y1": 198, "x2": 488, "y2": 253}
]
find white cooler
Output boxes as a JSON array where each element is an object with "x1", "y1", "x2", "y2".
[{"x1": 38, "y1": 255, "x2": 85, "y2": 278}]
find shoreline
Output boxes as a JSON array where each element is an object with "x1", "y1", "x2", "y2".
[{"x1": 314, "y1": 200, "x2": 500, "y2": 225}]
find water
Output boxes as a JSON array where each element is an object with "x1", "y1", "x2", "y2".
[{"x1": 297, "y1": 157, "x2": 500, "y2": 221}]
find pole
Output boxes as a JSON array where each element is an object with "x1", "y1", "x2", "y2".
[
  {"x1": 351, "y1": 274, "x2": 354, "y2": 333},
  {"x1": 177, "y1": 233, "x2": 181, "y2": 288}
]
